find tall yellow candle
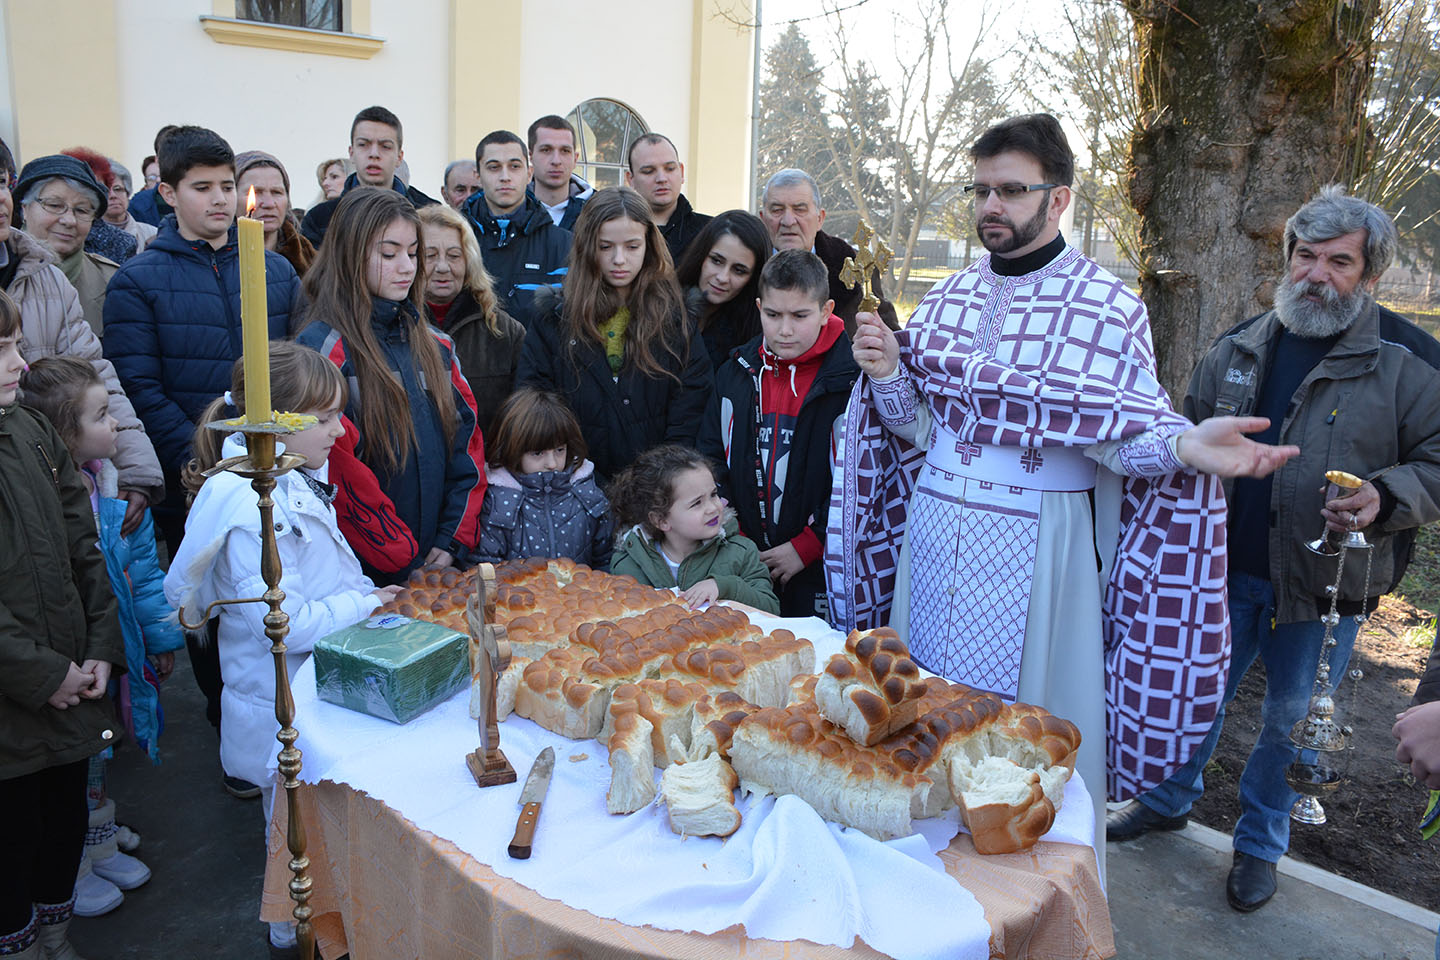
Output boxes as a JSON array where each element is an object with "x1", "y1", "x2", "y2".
[{"x1": 238, "y1": 186, "x2": 271, "y2": 423}]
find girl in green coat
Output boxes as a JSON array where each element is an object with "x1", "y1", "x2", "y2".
[{"x1": 609, "y1": 444, "x2": 779, "y2": 614}]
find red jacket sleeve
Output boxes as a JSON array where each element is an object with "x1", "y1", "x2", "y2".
[
  {"x1": 329, "y1": 417, "x2": 421, "y2": 574},
  {"x1": 436, "y1": 349, "x2": 487, "y2": 556}
]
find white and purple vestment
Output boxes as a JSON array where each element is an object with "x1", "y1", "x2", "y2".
[{"x1": 826, "y1": 246, "x2": 1231, "y2": 810}]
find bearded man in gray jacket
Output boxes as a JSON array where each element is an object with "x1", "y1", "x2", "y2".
[{"x1": 1108, "y1": 186, "x2": 1440, "y2": 913}]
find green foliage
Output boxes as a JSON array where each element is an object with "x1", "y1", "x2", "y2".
[{"x1": 1404, "y1": 618, "x2": 1438, "y2": 649}]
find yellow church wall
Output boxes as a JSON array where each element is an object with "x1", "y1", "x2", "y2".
[{"x1": 0, "y1": 0, "x2": 756, "y2": 209}]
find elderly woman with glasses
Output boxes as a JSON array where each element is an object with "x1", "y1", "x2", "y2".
[
  {"x1": 101, "y1": 159, "x2": 158, "y2": 254},
  {"x1": 0, "y1": 141, "x2": 164, "y2": 534},
  {"x1": 16, "y1": 154, "x2": 120, "y2": 336}
]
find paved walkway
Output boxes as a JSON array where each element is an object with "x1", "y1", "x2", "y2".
[
  {"x1": 67, "y1": 660, "x2": 1440, "y2": 958},
  {"x1": 1108, "y1": 825, "x2": 1438, "y2": 960}
]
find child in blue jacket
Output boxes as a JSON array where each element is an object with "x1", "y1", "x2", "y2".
[{"x1": 20, "y1": 357, "x2": 183, "y2": 918}]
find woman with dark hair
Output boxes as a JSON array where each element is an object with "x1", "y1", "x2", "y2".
[
  {"x1": 674, "y1": 209, "x2": 771, "y2": 370},
  {"x1": 516, "y1": 186, "x2": 713, "y2": 483},
  {"x1": 295, "y1": 187, "x2": 487, "y2": 582}
]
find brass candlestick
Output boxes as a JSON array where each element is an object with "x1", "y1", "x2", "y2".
[
  {"x1": 838, "y1": 220, "x2": 893, "y2": 314},
  {"x1": 178, "y1": 418, "x2": 317, "y2": 960}
]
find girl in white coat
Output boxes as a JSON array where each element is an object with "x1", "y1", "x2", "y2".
[{"x1": 163, "y1": 342, "x2": 401, "y2": 951}]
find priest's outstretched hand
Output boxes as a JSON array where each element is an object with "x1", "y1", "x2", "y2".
[
  {"x1": 1176, "y1": 416, "x2": 1299, "y2": 479},
  {"x1": 853, "y1": 311, "x2": 899, "y2": 379}
]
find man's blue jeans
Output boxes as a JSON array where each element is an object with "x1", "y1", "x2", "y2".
[{"x1": 1138, "y1": 572, "x2": 1359, "y2": 863}]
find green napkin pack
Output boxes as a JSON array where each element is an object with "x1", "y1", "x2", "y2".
[{"x1": 314, "y1": 614, "x2": 469, "y2": 724}]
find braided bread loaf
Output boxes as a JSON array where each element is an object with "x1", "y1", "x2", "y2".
[{"x1": 814, "y1": 628, "x2": 929, "y2": 745}]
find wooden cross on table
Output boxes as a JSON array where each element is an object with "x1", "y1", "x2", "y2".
[
  {"x1": 465, "y1": 563, "x2": 517, "y2": 787},
  {"x1": 838, "y1": 220, "x2": 893, "y2": 315}
]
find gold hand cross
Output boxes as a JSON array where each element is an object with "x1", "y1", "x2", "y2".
[{"x1": 839, "y1": 220, "x2": 893, "y2": 314}]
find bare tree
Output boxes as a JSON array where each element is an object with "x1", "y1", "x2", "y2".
[
  {"x1": 1025, "y1": 1, "x2": 1143, "y2": 269},
  {"x1": 1347, "y1": 0, "x2": 1440, "y2": 272},
  {"x1": 756, "y1": 0, "x2": 1014, "y2": 293}
]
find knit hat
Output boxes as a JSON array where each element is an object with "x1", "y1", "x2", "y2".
[
  {"x1": 14, "y1": 154, "x2": 108, "y2": 216},
  {"x1": 234, "y1": 150, "x2": 291, "y2": 195}
]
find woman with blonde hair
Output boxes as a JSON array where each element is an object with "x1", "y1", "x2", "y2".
[
  {"x1": 315, "y1": 157, "x2": 347, "y2": 202},
  {"x1": 417, "y1": 203, "x2": 526, "y2": 434}
]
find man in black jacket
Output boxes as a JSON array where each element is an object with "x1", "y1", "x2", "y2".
[
  {"x1": 760, "y1": 168, "x2": 899, "y2": 335},
  {"x1": 301, "y1": 105, "x2": 437, "y2": 246},
  {"x1": 529, "y1": 115, "x2": 593, "y2": 230},
  {"x1": 462, "y1": 130, "x2": 571, "y2": 327},
  {"x1": 626, "y1": 133, "x2": 710, "y2": 264}
]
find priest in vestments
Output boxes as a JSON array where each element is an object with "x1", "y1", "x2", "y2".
[{"x1": 827, "y1": 115, "x2": 1297, "y2": 853}]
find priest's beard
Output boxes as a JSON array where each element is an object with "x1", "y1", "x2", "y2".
[
  {"x1": 1273, "y1": 272, "x2": 1368, "y2": 339},
  {"x1": 976, "y1": 200, "x2": 1049, "y2": 255}
]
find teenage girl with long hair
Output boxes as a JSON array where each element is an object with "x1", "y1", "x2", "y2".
[
  {"x1": 516, "y1": 186, "x2": 713, "y2": 483},
  {"x1": 295, "y1": 187, "x2": 487, "y2": 582}
]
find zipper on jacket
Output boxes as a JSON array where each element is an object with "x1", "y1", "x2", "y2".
[{"x1": 35, "y1": 441, "x2": 59, "y2": 488}]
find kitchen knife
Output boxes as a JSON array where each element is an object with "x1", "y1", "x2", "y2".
[{"x1": 507, "y1": 746, "x2": 555, "y2": 859}]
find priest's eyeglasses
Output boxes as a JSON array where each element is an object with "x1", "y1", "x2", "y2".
[{"x1": 962, "y1": 183, "x2": 1058, "y2": 202}]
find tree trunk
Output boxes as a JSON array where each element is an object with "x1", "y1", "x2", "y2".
[{"x1": 1125, "y1": 0, "x2": 1376, "y2": 401}]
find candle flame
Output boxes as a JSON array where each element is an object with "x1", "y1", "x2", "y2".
[{"x1": 246, "y1": 185, "x2": 256, "y2": 216}]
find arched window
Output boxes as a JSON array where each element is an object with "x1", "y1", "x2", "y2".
[{"x1": 565, "y1": 99, "x2": 649, "y2": 190}]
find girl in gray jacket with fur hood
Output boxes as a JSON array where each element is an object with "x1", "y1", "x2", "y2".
[{"x1": 475, "y1": 388, "x2": 613, "y2": 570}]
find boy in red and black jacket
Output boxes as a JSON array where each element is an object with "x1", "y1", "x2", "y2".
[{"x1": 698, "y1": 249, "x2": 859, "y2": 617}]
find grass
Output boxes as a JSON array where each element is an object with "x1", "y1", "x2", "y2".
[
  {"x1": 1404, "y1": 617, "x2": 1438, "y2": 649},
  {"x1": 1400, "y1": 523, "x2": 1440, "y2": 614}
]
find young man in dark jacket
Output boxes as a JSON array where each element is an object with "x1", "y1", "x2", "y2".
[
  {"x1": 301, "y1": 106, "x2": 437, "y2": 246},
  {"x1": 528, "y1": 115, "x2": 593, "y2": 230},
  {"x1": 626, "y1": 133, "x2": 710, "y2": 264},
  {"x1": 698, "y1": 249, "x2": 858, "y2": 618},
  {"x1": 103, "y1": 126, "x2": 300, "y2": 526},
  {"x1": 462, "y1": 130, "x2": 571, "y2": 328}
]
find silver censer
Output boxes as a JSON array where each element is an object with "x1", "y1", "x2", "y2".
[{"x1": 1288, "y1": 485, "x2": 1375, "y2": 826}]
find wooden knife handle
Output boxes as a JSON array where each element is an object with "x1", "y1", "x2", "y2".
[{"x1": 508, "y1": 801, "x2": 541, "y2": 859}]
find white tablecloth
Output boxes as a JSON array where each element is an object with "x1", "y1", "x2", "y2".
[{"x1": 282, "y1": 613, "x2": 1095, "y2": 960}]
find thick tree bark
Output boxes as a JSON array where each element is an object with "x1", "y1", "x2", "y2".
[{"x1": 1125, "y1": 0, "x2": 1376, "y2": 400}]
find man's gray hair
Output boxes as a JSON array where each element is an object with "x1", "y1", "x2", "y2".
[
  {"x1": 444, "y1": 158, "x2": 476, "y2": 187},
  {"x1": 1285, "y1": 184, "x2": 1398, "y2": 282},
  {"x1": 109, "y1": 159, "x2": 132, "y2": 194},
  {"x1": 762, "y1": 168, "x2": 821, "y2": 208}
]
